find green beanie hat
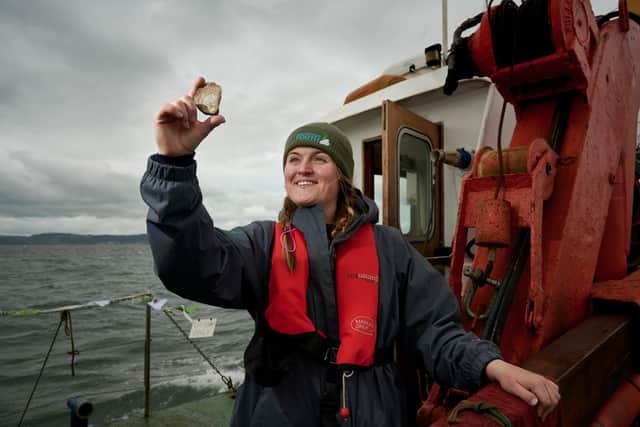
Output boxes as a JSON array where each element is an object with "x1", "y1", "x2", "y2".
[{"x1": 283, "y1": 122, "x2": 354, "y2": 180}]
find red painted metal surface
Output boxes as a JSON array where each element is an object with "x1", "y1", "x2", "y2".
[
  {"x1": 475, "y1": 199, "x2": 512, "y2": 248},
  {"x1": 592, "y1": 268, "x2": 640, "y2": 306},
  {"x1": 450, "y1": 0, "x2": 640, "y2": 356},
  {"x1": 426, "y1": 0, "x2": 640, "y2": 425},
  {"x1": 469, "y1": 0, "x2": 599, "y2": 104},
  {"x1": 428, "y1": 383, "x2": 560, "y2": 427},
  {"x1": 451, "y1": 140, "x2": 559, "y2": 338},
  {"x1": 590, "y1": 374, "x2": 640, "y2": 427}
]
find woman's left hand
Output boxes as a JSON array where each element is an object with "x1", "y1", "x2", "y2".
[{"x1": 485, "y1": 359, "x2": 561, "y2": 421}]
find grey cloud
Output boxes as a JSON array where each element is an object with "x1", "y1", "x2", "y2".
[
  {"x1": 0, "y1": 0, "x2": 497, "y2": 235},
  {"x1": 0, "y1": 3, "x2": 173, "y2": 127},
  {"x1": 203, "y1": 190, "x2": 283, "y2": 230},
  {"x1": 0, "y1": 149, "x2": 143, "y2": 218}
]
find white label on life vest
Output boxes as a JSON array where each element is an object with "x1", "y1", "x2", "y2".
[{"x1": 188, "y1": 317, "x2": 217, "y2": 339}]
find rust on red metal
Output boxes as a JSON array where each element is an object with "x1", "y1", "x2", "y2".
[
  {"x1": 450, "y1": 139, "x2": 558, "y2": 341},
  {"x1": 475, "y1": 199, "x2": 512, "y2": 248},
  {"x1": 448, "y1": 0, "x2": 640, "y2": 361},
  {"x1": 435, "y1": 0, "x2": 640, "y2": 425}
]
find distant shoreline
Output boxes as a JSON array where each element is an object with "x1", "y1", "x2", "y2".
[{"x1": 0, "y1": 233, "x2": 148, "y2": 245}]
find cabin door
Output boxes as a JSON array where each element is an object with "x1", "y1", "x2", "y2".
[{"x1": 363, "y1": 100, "x2": 443, "y2": 257}]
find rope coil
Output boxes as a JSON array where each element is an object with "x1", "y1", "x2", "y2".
[{"x1": 447, "y1": 399, "x2": 512, "y2": 426}]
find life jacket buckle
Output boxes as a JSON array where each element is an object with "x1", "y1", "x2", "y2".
[{"x1": 323, "y1": 346, "x2": 339, "y2": 364}]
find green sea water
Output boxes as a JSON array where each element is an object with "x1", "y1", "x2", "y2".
[{"x1": 0, "y1": 244, "x2": 252, "y2": 426}]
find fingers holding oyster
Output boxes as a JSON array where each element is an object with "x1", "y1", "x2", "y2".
[
  {"x1": 194, "y1": 81, "x2": 222, "y2": 115},
  {"x1": 154, "y1": 76, "x2": 225, "y2": 157}
]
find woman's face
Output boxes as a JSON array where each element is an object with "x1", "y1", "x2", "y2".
[{"x1": 284, "y1": 147, "x2": 340, "y2": 218}]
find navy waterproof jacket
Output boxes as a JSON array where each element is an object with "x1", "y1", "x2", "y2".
[{"x1": 140, "y1": 156, "x2": 502, "y2": 427}]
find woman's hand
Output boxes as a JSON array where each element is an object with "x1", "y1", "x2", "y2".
[
  {"x1": 485, "y1": 359, "x2": 560, "y2": 421},
  {"x1": 154, "y1": 76, "x2": 226, "y2": 156}
]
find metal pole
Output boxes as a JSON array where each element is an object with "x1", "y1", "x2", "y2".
[
  {"x1": 144, "y1": 304, "x2": 151, "y2": 418},
  {"x1": 1, "y1": 292, "x2": 153, "y2": 317},
  {"x1": 442, "y1": 0, "x2": 448, "y2": 59}
]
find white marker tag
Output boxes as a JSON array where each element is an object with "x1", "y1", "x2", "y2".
[
  {"x1": 188, "y1": 317, "x2": 217, "y2": 339},
  {"x1": 94, "y1": 300, "x2": 111, "y2": 307},
  {"x1": 148, "y1": 298, "x2": 168, "y2": 311}
]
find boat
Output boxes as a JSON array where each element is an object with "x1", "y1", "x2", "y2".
[
  {"x1": 320, "y1": 52, "x2": 516, "y2": 265},
  {"x1": 104, "y1": 0, "x2": 640, "y2": 424},
  {"x1": 318, "y1": 0, "x2": 640, "y2": 425},
  {"x1": 9, "y1": 0, "x2": 640, "y2": 425}
]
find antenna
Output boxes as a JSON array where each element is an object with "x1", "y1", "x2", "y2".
[{"x1": 442, "y1": 0, "x2": 448, "y2": 59}]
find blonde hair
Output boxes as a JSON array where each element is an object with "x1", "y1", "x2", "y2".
[{"x1": 279, "y1": 169, "x2": 359, "y2": 271}]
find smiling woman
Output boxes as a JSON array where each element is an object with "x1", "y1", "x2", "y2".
[
  {"x1": 282, "y1": 122, "x2": 353, "y2": 225},
  {"x1": 140, "y1": 77, "x2": 559, "y2": 427},
  {"x1": 284, "y1": 147, "x2": 340, "y2": 220}
]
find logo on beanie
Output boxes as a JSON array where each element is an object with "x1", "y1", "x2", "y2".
[{"x1": 295, "y1": 132, "x2": 331, "y2": 146}]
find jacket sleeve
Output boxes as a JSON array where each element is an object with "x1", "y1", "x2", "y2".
[
  {"x1": 139, "y1": 156, "x2": 273, "y2": 311},
  {"x1": 401, "y1": 238, "x2": 502, "y2": 390}
]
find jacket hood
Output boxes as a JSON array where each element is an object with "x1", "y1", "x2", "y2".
[
  {"x1": 286, "y1": 190, "x2": 379, "y2": 245},
  {"x1": 281, "y1": 189, "x2": 379, "y2": 227},
  {"x1": 356, "y1": 190, "x2": 379, "y2": 225},
  {"x1": 329, "y1": 190, "x2": 378, "y2": 244}
]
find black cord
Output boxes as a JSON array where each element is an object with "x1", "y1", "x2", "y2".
[
  {"x1": 163, "y1": 310, "x2": 236, "y2": 393},
  {"x1": 18, "y1": 313, "x2": 65, "y2": 427},
  {"x1": 547, "y1": 93, "x2": 574, "y2": 153},
  {"x1": 597, "y1": 11, "x2": 640, "y2": 27},
  {"x1": 483, "y1": 230, "x2": 530, "y2": 343},
  {"x1": 465, "y1": 238, "x2": 477, "y2": 260}
]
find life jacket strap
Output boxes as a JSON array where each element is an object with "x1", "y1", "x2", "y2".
[{"x1": 312, "y1": 339, "x2": 394, "y2": 367}]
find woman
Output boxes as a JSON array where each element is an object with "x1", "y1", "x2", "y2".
[{"x1": 141, "y1": 77, "x2": 560, "y2": 426}]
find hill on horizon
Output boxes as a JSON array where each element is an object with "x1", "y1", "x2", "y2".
[{"x1": 0, "y1": 232, "x2": 148, "y2": 245}]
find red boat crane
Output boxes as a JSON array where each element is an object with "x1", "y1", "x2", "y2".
[{"x1": 420, "y1": 0, "x2": 640, "y2": 425}]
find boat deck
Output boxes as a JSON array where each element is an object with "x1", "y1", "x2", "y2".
[{"x1": 107, "y1": 392, "x2": 234, "y2": 427}]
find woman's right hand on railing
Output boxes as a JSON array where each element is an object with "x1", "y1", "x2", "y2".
[{"x1": 154, "y1": 76, "x2": 226, "y2": 156}]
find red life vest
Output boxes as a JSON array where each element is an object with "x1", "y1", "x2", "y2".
[{"x1": 265, "y1": 222, "x2": 380, "y2": 366}]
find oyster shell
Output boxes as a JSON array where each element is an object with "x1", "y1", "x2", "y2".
[{"x1": 194, "y1": 82, "x2": 222, "y2": 115}]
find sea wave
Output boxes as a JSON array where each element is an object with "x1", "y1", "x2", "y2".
[{"x1": 0, "y1": 243, "x2": 253, "y2": 426}]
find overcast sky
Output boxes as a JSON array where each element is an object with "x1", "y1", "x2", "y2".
[{"x1": 0, "y1": 0, "x2": 617, "y2": 235}]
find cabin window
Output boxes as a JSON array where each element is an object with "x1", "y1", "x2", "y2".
[
  {"x1": 363, "y1": 138, "x2": 383, "y2": 222},
  {"x1": 398, "y1": 129, "x2": 433, "y2": 239}
]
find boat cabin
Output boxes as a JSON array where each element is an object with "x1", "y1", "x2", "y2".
[{"x1": 320, "y1": 53, "x2": 516, "y2": 260}]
